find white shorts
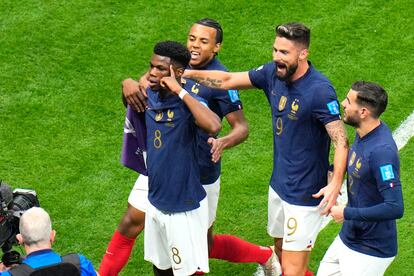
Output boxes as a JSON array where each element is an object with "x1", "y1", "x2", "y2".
[
  {"x1": 267, "y1": 187, "x2": 322, "y2": 251},
  {"x1": 144, "y1": 198, "x2": 209, "y2": 276},
  {"x1": 203, "y1": 177, "x2": 220, "y2": 227},
  {"x1": 127, "y1": 174, "x2": 149, "y2": 212},
  {"x1": 317, "y1": 236, "x2": 395, "y2": 276}
]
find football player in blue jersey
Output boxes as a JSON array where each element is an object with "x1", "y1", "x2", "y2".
[
  {"x1": 100, "y1": 19, "x2": 278, "y2": 276},
  {"x1": 317, "y1": 81, "x2": 404, "y2": 276},
  {"x1": 143, "y1": 41, "x2": 220, "y2": 275},
  {"x1": 183, "y1": 22, "x2": 349, "y2": 276}
]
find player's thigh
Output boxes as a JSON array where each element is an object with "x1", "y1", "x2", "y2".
[
  {"x1": 203, "y1": 177, "x2": 220, "y2": 228},
  {"x1": 164, "y1": 198, "x2": 210, "y2": 276},
  {"x1": 144, "y1": 202, "x2": 171, "y2": 270},
  {"x1": 316, "y1": 236, "x2": 342, "y2": 276},
  {"x1": 281, "y1": 201, "x2": 322, "y2": 252},
  {"x1": 128, "y1": 174, "x2": 149, "y2": 212},
  {"x1": 268, "y1": 187, "x2": 284, "y2": 238}
]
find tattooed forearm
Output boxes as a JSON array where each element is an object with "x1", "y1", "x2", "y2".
[
  {"x1": 325, "y1": 120, "x2": 349, "y2": 149},
  {"x1": 191, "y1": 77, "x2": 224, "y2": 89}
]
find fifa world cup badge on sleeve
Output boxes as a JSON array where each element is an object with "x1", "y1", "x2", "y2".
[{"x1": 380, "y1": 164, "x2": 395, "y2": 181}]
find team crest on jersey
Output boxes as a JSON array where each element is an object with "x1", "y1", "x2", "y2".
[
  {"x1": 191, "y1": 84, "x2": 199, "y2": 94},
  {"x1": 380, "y1": 164, "x2": 395, "y2": 181},
  {"x1": 288, "y1": 99, "x2": 299, "y2": 120},
  {"x1": 278, "y1": 96, "x2": 287, "y2": 111},
  {"x1": 155, "y1": 111, "x2": 163, "y2": 121},
  {"x1": 349, "y1": 152, "x2": 356, "y2": 166},
  {"x1": 355, "y1": 158, "x2": 362, "y2": 171},
  {"x1": 167, "y1": 109, "x2": 174, "y2": 121}
]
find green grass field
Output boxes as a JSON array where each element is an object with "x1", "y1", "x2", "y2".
[{"x1": 1, "y1": 0, "x2": 413, "y2": 275}]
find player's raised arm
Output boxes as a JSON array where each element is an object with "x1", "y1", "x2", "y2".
[
  {"x1": 161, "y1": 66, "x2": 221, "y2": 136},
  {"x1": 183, "y1": 70, "x2": 254, "y2": 90}
]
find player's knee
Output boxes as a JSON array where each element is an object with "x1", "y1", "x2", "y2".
[
  {"x1": 118, "y1": 208, "x2": 145, "y2": 236},
  {"x1": 282, "y1": 262, "x2": 306, "y2": 276}
]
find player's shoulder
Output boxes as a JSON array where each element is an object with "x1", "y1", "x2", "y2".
[{"x1": 204, "y1": 58, "x2": 228, "y2": 72}]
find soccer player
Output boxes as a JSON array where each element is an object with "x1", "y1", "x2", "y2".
[
  {"x1": 317, "y1": 81, "x2": 404, "y2": 276},
  {"x1": 100, "y1": 18, "x2": 278, "y2": 276},
  {"x1": 183, "y1": 22, "x2": 349, "y2": 276},
  {"x1": 143, "y1": 40, "x2": 220, "y2": 275}
]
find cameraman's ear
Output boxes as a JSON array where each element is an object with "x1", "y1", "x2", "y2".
[
  {"x1": 50, "y1": 230, "x2": 56, "y2": 243},
  {"x1": 16, "y1": 234, "x2": 24, "y2": 245}
]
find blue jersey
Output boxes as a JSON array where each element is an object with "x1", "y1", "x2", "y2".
[
  {"x1": 248, "y1": 62, "x2": 341, "y2": 206},
  {"x1": 145, "y1": 80, "x2": 207, "y2": 212},
  {"x1": 340, "y1": 122, "x2": 404, "y2": 258},
  {"x1": 188, "y1": 58, "x2": 243, "y2": 184},
  {"x1": 1, "y1": 249, "x2": 96, "y2": 276}
]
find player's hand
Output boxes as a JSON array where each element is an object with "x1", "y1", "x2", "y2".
[
  {"x1": 330, "y1": 203, "x2": 345, "y2": 223},
  {"x1": 312, "y1": 180, "x2": 341, "y2": 216},
  {"x1": 208, "y1": 137, "x2": 224, "y2": 163},
  {"x1": 0, "y1": 262, "x2": 10, "y2": 271},
  {"x1": 160, "y1": 65, "x2": 182, "y2": 94},
  {"x1": 122, "y1": 77, "x2": 148, "y2": 112}
]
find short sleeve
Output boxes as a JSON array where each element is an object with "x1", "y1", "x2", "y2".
[
  {"x1": 312, "y1": 83, "x2": 341, "y2": 125},
  {"x1": 213, "y1": 88, "x2": 243, "y2": 117},
  {"x1": 248, "y1": 62, "x2": 274, "y2": 92}
]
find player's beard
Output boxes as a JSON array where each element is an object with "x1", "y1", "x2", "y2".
[
  {"x1": 276, "y1": 62, "x2": 298, "y2": 82},
  {"x1": 344, "y1": 114, "x2": 360, "y2": 128}
]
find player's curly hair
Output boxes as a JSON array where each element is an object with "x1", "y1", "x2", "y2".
[
  {"x1": 154, "y1": 41, "x2": 191, "y2": 69},
  {"x1": 195, "y1": 18, "x2": 223, "y2": 44}
]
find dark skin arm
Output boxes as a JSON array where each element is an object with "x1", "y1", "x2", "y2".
[
  {"x1": 208, "y1": 110, "x2": 248, "y2": 162},
  {"x1": 122, "y1": 72, "x2": 150, "y2": 112},
  {"x1": 161, "y1": 66, "x2": 221, "y2": 136}
]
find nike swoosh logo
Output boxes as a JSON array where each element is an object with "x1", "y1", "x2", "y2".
[{"x1": 105, "y1": 251, "x2": 114, "y2": 255}]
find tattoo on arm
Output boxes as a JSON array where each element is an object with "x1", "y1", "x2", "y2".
[
  {"x1": 325, "y1": 120, "x2": 349, "y2": 149},
  {"x1": 191, "y1": 77, "x2": 224, "y2": 88}
]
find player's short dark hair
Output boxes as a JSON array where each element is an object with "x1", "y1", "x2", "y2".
[
  {"x1": 275, "y1": 22, "x2": 310, "y2": 48},
  {"x1": 153, "y1": 41, "x2": 191, "y2": 68},
  {"x1": 195, "y1": 18, "x2": 223, "y2": 43},
  {"x1": 352, "y1": 81, "x2": 388, "y2": 118}
]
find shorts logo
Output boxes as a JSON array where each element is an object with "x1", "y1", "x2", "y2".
[
  {"x1": 380, "y1": 164, "x2": 395, "y2": 181},
  {"x1": 228, "y1": 90, "x2": 240, "y2": 102},
  {"x1": 327, "y1": 100, "x2": 340, "y2": 115}
]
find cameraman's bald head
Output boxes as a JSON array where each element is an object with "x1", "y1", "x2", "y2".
[{"x1": 18, "y1": 207, "x2": 54, "y2": 248}]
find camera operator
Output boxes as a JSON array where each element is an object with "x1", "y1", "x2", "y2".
[{"x1": 0, "y1": 207, "x2": 98, "y2": 276}]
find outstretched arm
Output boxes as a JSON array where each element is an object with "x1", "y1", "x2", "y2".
[
  {"x1": 161, "y1": 66, "x2": 221, "y2": 136},
  {"x1": 313, "y1": 120, "x2": 349, "y2": 215},
  {"x1": 183, "y1": 70, "x2": 254, "y2": 90},
  {"x1": 208, "y1": 110, "x2": 248, "y2": 163}
]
